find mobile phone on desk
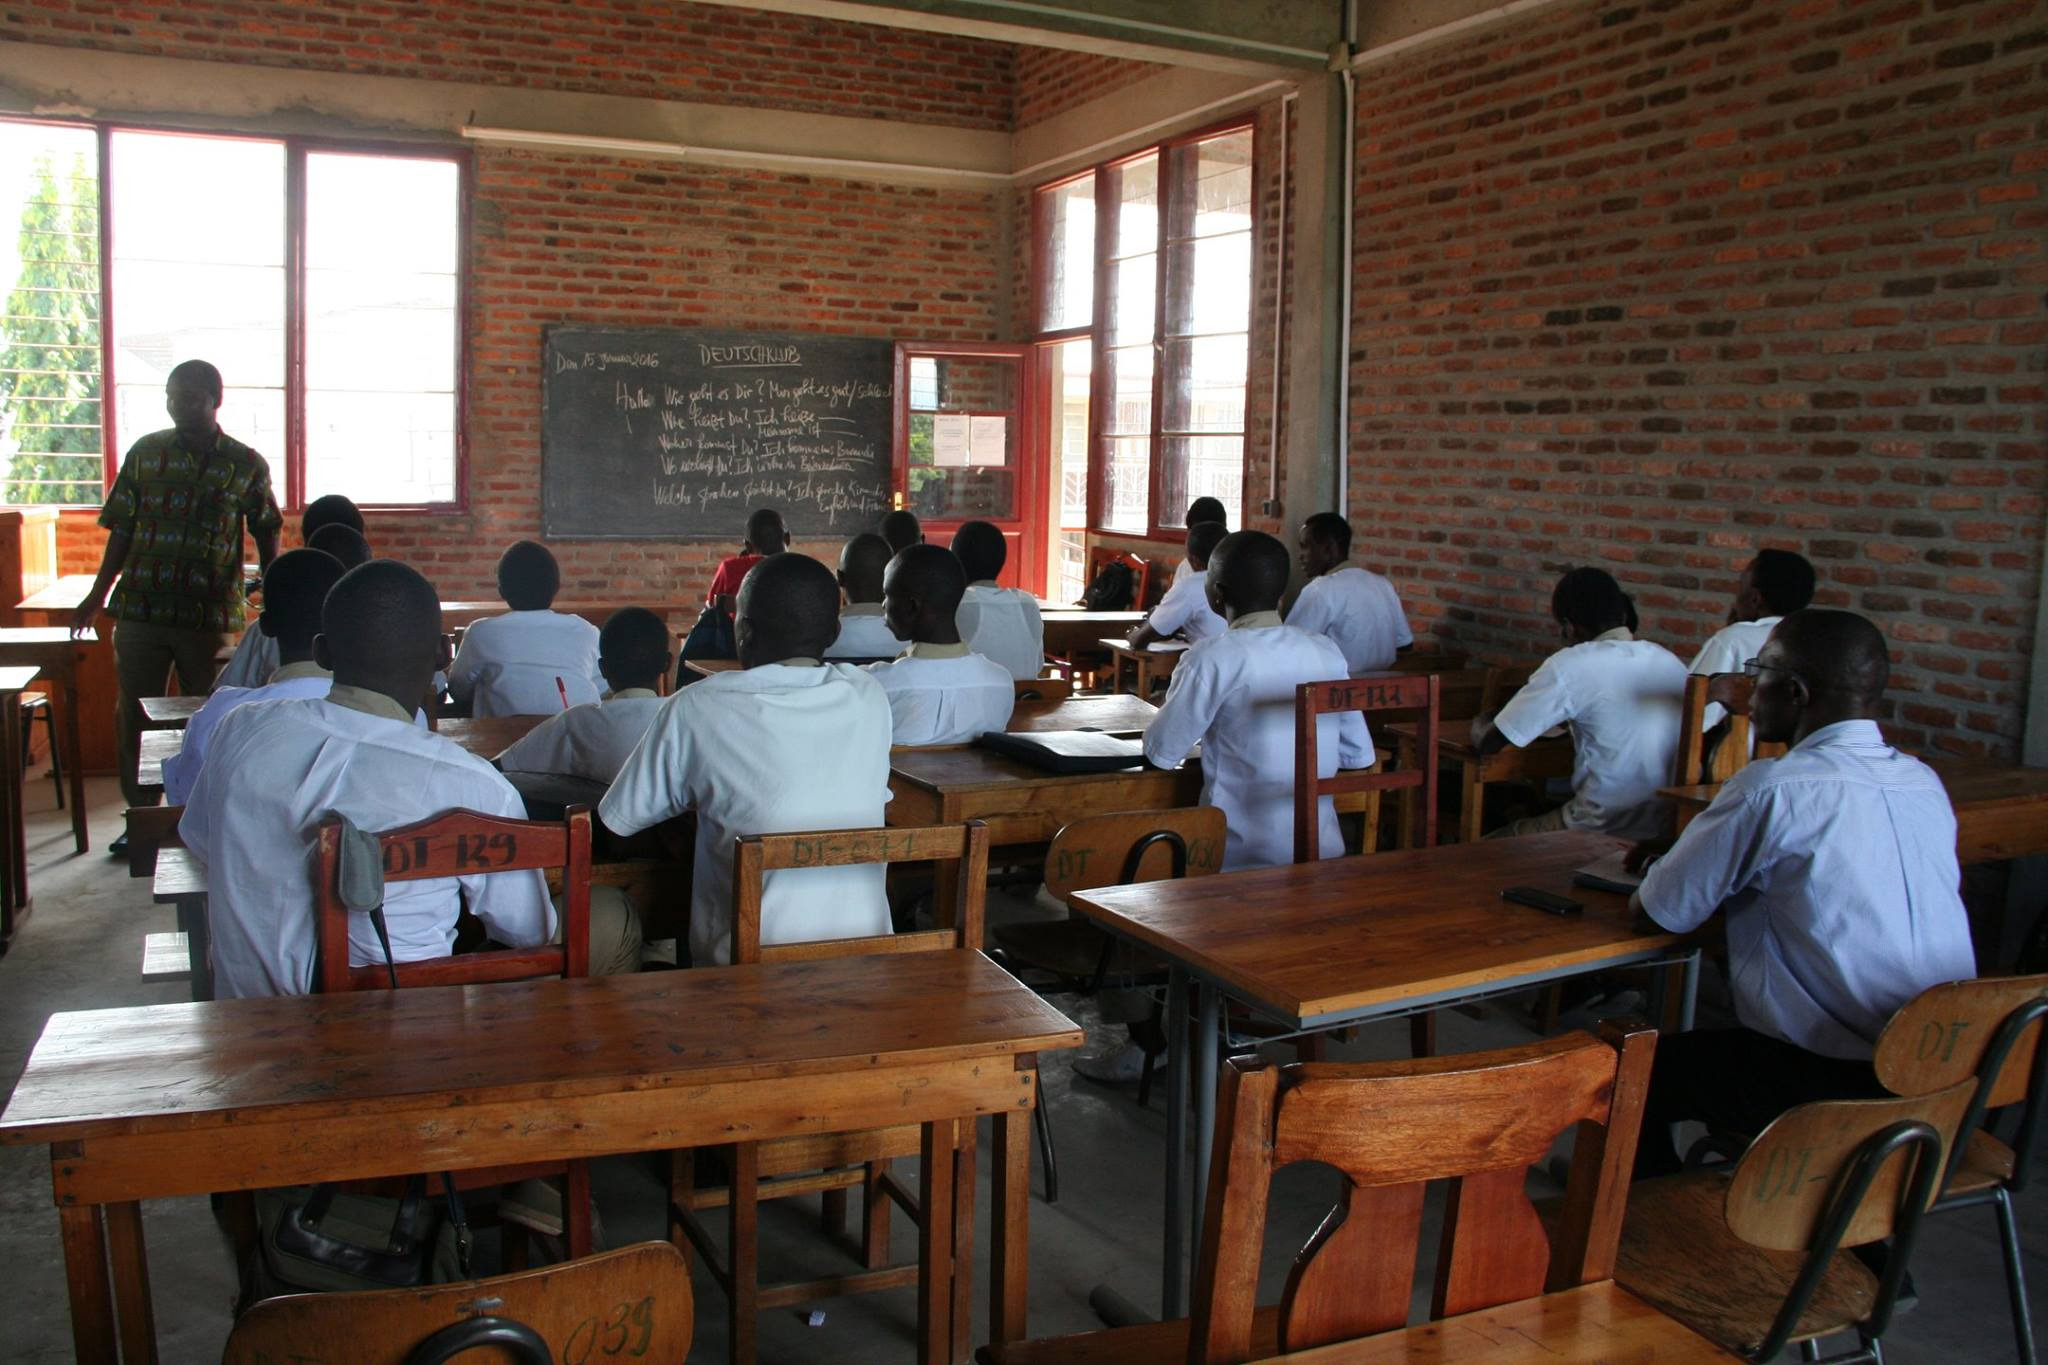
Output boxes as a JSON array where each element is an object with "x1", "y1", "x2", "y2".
[{"x1": 1502, "y1": 885, "x2": 1583, "y2": 917}]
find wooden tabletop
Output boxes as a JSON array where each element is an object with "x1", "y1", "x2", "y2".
[
  {"x1": 151, "y1": 846, "x2": 205, "y2": 902},
  {"x1": 890, "y1": 743, "x2": 1170, "y2": 796},
  {"x1": 436, "y1": 713, "x2": 549, "y2": 760},
  {"x1": 0, "y1": 665, "x2": 39, "y2": 693},
  {"x1": 1008, "y1": 694, "x2": 1157, "y2": 735},
  {"x1": 15, "y1": 573, "x2": 101, "y2": 612},
  {"x1": 0, "y1": 626, "x2": 95, "y2": 659},
  {"x1": 0, "y1": 952, "x2": 1083, "y2": 1145},
  {"x1": 1256, "y1": 1282, "x2": 1736, "y2": 1362},
  {"x1": 683, "y1": 657, "x2": 740, "y2": 678},
  {"x1": 1043, "y1": 612, "x2": 1146, "y2": 655},
  {"x1": 135, "y1": 728, "x2": 181, "y2": 789},
  {"x1": 139, "y1": 695, "x2": 205, "y2": 727},
  {"x1": 1068, "y1": 830, "x2": 1682, "y2": 1027}
]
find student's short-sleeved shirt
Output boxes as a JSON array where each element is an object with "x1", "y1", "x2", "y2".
[
  {"x1": 97, "y1": 428, "x2": 282, "y2": 632},
  {"x1": 1689, "y1": 616, "x2": 1782, "y2": 733},
  {"x1": 706, "y1": 554, "x2": 764, "y2": 605},
  {"x1": 599, "y1": 662, "x2": 895, "y2": 967},
  {"x1": 1492, "y1": 628, "x2": 1687, "y2": 841},
  {"x1": 163, "y1": 662, "x2": 333, "y2": 806},
  {"x1": 957, "y1": 583, "x2": 1044, "y2": 681},
  {"x1": 1285, "y1": 565, "x2": 1413, "y2": 677},
  {"x1": 865, "y1": 644, "x2": 1014, "y2": 746},
  {"x1": 827, "y1": 604, "x2": 901, "y2": 660},
  {"x1": 179, "y1": 692, "x2": 553, "y2": 999},
  {"x1": 447, "y1": 610, "x2": 605, "y2": 717},
  {"x1": 214, "y1": 625, "x2": 280, "y2": 691},
  {"x1": 496, "y1": 689, "x2": 663, "y2": 784},
  {"x1": 1639, "y1": 720, "x2": 1974, "y2": 1060},
  {"x1": 1147, "y1": 569, "x2": 1225, "y2": 644}
]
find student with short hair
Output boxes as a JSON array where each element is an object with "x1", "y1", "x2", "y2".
[
  {"x1": 1127, "y1": 520, "x2": 1226, "y2": 649},
  {"x1": 706, "y1": 508, "x2": 789, "y2": 612},
  {"x1": 827, "y1": 533, "x2": 901, "y2": 660},
  {"x1": 879, "y1": 508, "x2": 923, "y2": 556},
  {"x1": 447, "y1": 541, "x2": 605, "y2": 717},
  {"x1": 1477, "y1": 567, "x2": 1687, "y2": 841},
  {"x1": 1629, "y1": 610, "x2": 1975, "y2": 1176},
  {"x1": 213, "y1": 495, "x2": 365, "y2": 691},
  {"x1": 1689, "y1": 548, "x2": 1817, "y2": 731},
  {"x1": 601, "y1": 554, "x2": 895, "y2": 967},
  {"x1": 952, "y1": 520, "x2": 1044, "y2": 681},
  {"x1": 306, "y1": 523, "x2": 372, "y2": 570},
  {"x1": 1144, "y1": 531, "x2": 1371, "y2": 871},
  {"x1": 496, "y1": 608, "x2": 671, "y2": 783},
  {"x1": 1286, "y1": 512, "x2": 1412, "y2": 676},
  {"x1": 181, "y1": 562, "x2": 559, "y2": 998},
  {"x1": 865, "y1": 544, "x2": 1013, "y2": 746},
  {"x1": 1169, "y1": 498, "x2": 1229, "y2": 589}
]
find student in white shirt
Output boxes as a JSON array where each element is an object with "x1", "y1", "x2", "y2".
[
  {"x1": 164, "y1": 549, "x2": 348, "y2": 806},
  {"x1": 827, "y1": 533, "x2": 903, "y2": 661},
  {"x1": 600, "y1": 553, "x2": 895, "y2": 967},
  {"x1": 497, "y1": 607, "x2": 670, "y2": 783},
  {"x1": 447, "y1": 540, "x2": 605, "y2": 717},
  {"x1": 1286, "y1": 512, "x2": 1414, "y2": 676},
  {"x1": 879, "y1": 508, "x2": 924, "y2": 557},
  {"x1": 952, "y1": 520, "x2": 1044, "y2": 681},
  {"x1": 214, "y1": 494, "x2": 364, "y2": 690},
  {"x1": 1476, "y1": 567, "x2": 1686, "y2": 841},
  {"x1": 1167, "y1": 496, "x2": 1229, "y2": 592},
  {"x1": 1127, "y1": 520, "x2": 1226, "y2": 650},
  {"x1": 1144, "y1": 531, "x2": 1371, "y2": 871},
  {"x1": 180, "y1": 561, "x2": 563, "y2": 999},
  {"x1": 1687, "y1": 548, "x2": 1816, "y2": 745},
  {"x1": 865, "y1": 544, "x2": 1013, "y2": 746},
  {"x1": 1627, "y1": 610, "x2": 1974, "y2": 1176}
]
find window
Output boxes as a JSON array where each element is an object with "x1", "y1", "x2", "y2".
[{"x1": 0, "y1": 118, "x2": 464, "y2": 509}]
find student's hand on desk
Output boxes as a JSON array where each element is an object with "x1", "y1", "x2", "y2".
[{"x1": 1622, "y1": 836, "x2": 1675, "y2": 875}]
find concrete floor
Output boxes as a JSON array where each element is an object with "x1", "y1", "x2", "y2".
[{"x1": 0, "y1": 775, "x2": 2040, "y2": 1362}]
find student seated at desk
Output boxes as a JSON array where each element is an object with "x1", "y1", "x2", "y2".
[
  {"x1": 1127, "y1": 520, "x2": 1226, "y2": 650},
  {"x1": 1168, "y1": 496, "x2": 1228, "y2": 590},
  {"x1": 1144, "y1": 530, "x2": 1370, "y2": 871},
  {"x1": 827, "y1": 533, "x2": 901, "y2": 660},
  {"x1": 1626, "y1": 610, "x2": 1975, "y2": 1176},
  {"x1": 706, "y1": 507, "x2": 789, "y2": 613},
  {"x1": 306, "y1": 522, "x2": 372, "y2": 570},
  {"x1": 1688, "y1": 548, "x2": 1816, "y2": 732},
  {"x1": 864, "y1": 544, "x2": 1013, "y2": 746},
  {"x1": 496, "y1": 607, "x2": 670, "y2": 782},
  {"x1": 181, "y1": 562, "x2": 640, "y2": 997},
  {"x1": 447, "y1": 540, "x2": 605, "y2": 717},
  {"x1": 1476, "y1": 567, "x2": 1686, "y2": 841},
  {"x1": 1286, "y1": 512, "x2": 1412, "y2": 676},
  {"x1": 600, "y1": 553, "x2": 894, "y2": 967},
  {"x1": 879, "y1": 508, "x2": 923, "y2": 555},
  {"x1": 214, "y1": 494, "x2": 363, "y2": 690},
  {"x1": 953, "y1": 519, "x2": 1043, "y2": 681}
]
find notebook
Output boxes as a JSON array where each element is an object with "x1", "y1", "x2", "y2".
[
  {"x1": 1571, "y1": 849, "x2": 1645, "y2": 896},
  {"x1": 976, "y1": 729, "x2": 1147, "y2": 774}
]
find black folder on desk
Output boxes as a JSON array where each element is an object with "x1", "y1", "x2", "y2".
[{"x1": 976, "y1": 729, "x2": 1146, "y2": 774}]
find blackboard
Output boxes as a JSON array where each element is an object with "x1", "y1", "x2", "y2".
[{"x1": 541, "y1": 325, "x2": 894, "y2": 540}]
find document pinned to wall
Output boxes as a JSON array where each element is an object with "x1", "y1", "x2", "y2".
[
  {"x1": 968, "y1": 414, "x2": 1009, "y2": 467},
  {"x1": 932, "y1": 413, "x2": 971, "y2": 468}
]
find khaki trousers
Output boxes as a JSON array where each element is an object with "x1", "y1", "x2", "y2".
[
  {"x1": 1483, "y1": 804, "x2": 1571, "y2": 841},
  {"x1": 553, "y1": 883, "x2": 645, "y2": 977},
  {"x1": 115, "y1": 618, "x2": 230, "y2": 809}
]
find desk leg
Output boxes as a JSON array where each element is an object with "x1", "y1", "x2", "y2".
[
  {"x1": 951, "y1": 1121, "x2": 975, "y2": 1365},
  {"x1": 1679, "y1": 949, "x2": 1700, "y2": 1033},
  {"x1": 1191, "y1": 983, "x2": 1220, "y2": 1272},
  {"x1": 1162, "y1": 965, "x2": 1189, "y2": 1319},
  {"x1": 1459, "y1": 759, "x2": 1484, "y2": 845},
  {"x1": 918, "y1": 1119, "x2": 957, "y2": 1365},
  {"x1": 0, "y1": 689, "x2": 23, "y2": 938},
  {"x1": 60, "y1": 678, "x2": 87, "y2": 854},
  {"x1": 991, "y1": 1105, "x2": 1029, "y2": 1345},
  {"x1": 174, "y1": 894, "x2": 212, "y2": 1002},
  {"x1": 59, "y1": 1204, "x2": 117, "y2": 1364},
  {"x1": 105, "y1": 1201, "x2": 158, "y2": 1364}
]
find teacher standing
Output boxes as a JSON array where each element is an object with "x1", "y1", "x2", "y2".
[{"x1": 71, "y1": 360, "x2": 281, "y2": 841}]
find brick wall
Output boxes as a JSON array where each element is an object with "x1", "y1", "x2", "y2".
[
  {"x1": 1348, "y1": 0, "x2": 2047, "y2": 758},
  {"x1": 1, "y1": 0, "x2": 1017, "y2": 129},
  {"x1": 1013, "y1": 45, "x2": 1165, "y2": 127}
]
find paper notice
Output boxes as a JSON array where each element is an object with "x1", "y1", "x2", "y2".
[
  {"x1": 932, "y1": 413, "x2": 970, "y2": 468},
  {"x1": 969, "y1": 414, "x2": 1009, "y2": 466}
]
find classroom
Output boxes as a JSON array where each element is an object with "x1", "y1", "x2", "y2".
[{"x1": 0, "y1": 1, "x2": 2042, "y2": 1361}]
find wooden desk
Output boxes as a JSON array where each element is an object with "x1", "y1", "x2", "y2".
[
  {"x1": 683, "y1": 657, "x2": 740, "y2": 679},
  {"x1": 0, "y1": 626, "x2": 93, "y2": 851},
  {"x1": 137, "y1": 696, "x2": 203, "y2": 730},
  {"x1": 1007, "y1": 694, "x2": 1156, "y2": 736},
  {"x1": 1255, "y1": 1282, "x2": 1736, "y2": 1362},
  {"x1": 17, "y1": 576, "x2": 124, "y2": 780},
  {"x1": 1663, "y1": 756, "x2": 2048, "y2": 863},
  {"x1": 0, "y1": 952, "x2": 1082, "y2": 1364},
  {"x1": 1389, "y1": 724, "x2": 1575, "y2": 843},
  {"x1": 151, "y1": 846, "x2": 210, "y2": 999},
  {"x1": 1039, "y1": 611, "x2": 1144, "y2": 659},
  {"x1": 0, "y1": 664, "x2": 37, "y2": 944},
  {"x1": 1068, "y1": 830, "x2": 1697, "y2": 1317},
  {"x1": 1100, "y1": 638, "x2": 1185, "y2": 698},
  {"x1": 132, "y1": 728, "x2": 181, "y2": 795},
  {"x1": 136, "y1": 713, "x2": 549, "y2": 793},
  {"x1": 889, "y1": 746, "x2": 1199, "y2": 851}
]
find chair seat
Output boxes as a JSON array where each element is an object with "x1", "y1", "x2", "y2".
[
  {"x1": 977, "y1": 1304, "x2": 1281, "y2": 1365},
  {"x1": 1615, "y1": 1170, "x2": 1878, "y2": 1356},
  {"x1": 1941, "y1": 1129, "x2": 2014, "y2": 1198}
]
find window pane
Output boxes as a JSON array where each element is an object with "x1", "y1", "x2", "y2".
[
  {"x1": 0, "y1": 121, "x2": 103, "y2": 505},
  {"x1": 903, "y1": 354, "x2": 1018, "y2": 520},
  {"x1": 1161, "y1": 334, "x2": 1247, "y2": 435},
  {"x1": 1158, "y1": 435, "x2": 1242, "y2": 530},
  {"x1": 1102, "y1": 435, "x2": 1149, "y2": 535},
  {"x1": 1107, "y1": 153, "x2": 1157, "y2": 260},
  {"x1": 1036, "y1": 174, "x2": 1094, "y2": 333},
  {"x1": 304, "y1": 152, "x2": 460, "y2": 506},
  {"x1": 1104, "y1": 345, "x2": 1153, "y2": 437},
  {"x1": 1107, "y1": 254, "x2": 1155, "y2": 345},
  {"x1": 1157, "y1": 130, "x2": 1253, "y2": 531},
  {"x1": 1162, "y1": 233, "x2": 1251, "y2": 337},
  {"x1": 1048, "y1": 339, "x2": 1092, "y2": 603},
  {"x1": 118, "y1": 382, "x2": 283, "y2": 473},
  {"x1": 1168, "y1": 130, "x2": 1253, "y2": 239}
]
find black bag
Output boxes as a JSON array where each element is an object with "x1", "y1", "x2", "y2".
[
  {"x1": 1081, "y1": 560, "x2": 1137, "y2": 611},
  {"x1": 680, "y1": 606, "x2": 737, "y2": 660}
]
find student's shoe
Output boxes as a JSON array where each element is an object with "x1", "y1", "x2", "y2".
[
  {"x1": 107, "y1": 834, "x2": 128, "y2": 858},
  {"x1": 1073, "y1": 1043, "x2": 1156, "y2": 1085}
]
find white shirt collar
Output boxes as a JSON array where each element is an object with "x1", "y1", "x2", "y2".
[
  {"x1": 906, "y1": 641, "x2": 971, "y2": 659},
  {"x1": 272, "y1": 660, "x2": 331, "y2": 683},
  {"x1": 1593, "y1": 627, "x2": 1634, "y2": 643},
  {"x1": 610, "y1": 687, "x2": 659, "y2": 700},
  {"x1": 768, "y1": 657, "x2": 822, "y2": 669},
  {"x1": 1229, "y1": 610, "x2": 1284, "y2": 631},
  {"x1": 324, "y1": 684, "x2": 415, "y2": 723},
  {"x1": 1793, "y1": 717, "x2": 1886, "y2": 752}
]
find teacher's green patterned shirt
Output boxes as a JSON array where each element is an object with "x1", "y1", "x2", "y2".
[{"x1": 96, "y1": 428, "x2": 282, "y2": 633}]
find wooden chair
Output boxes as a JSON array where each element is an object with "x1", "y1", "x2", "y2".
[
  {"x1": 223, "y1": 1241, "x2": 693, "y2": 1364},
  {"x1": 671, "y1": 821, "x2": 988, "y2": 1365},
  {"x1": 1293, "y1": 673, "x2": 1440, "y2": 862},
  {"x1": 1872, "y1": 974, "x2": 2048, "y2": 1364},
  {"x1": 1015, "y1": 675, "x2": 1072, "y2": 702},
  {"x1": 1616, "y1": 1079, "x2": 1974, "y2": 1362},
  {"x1": 1675, "y1": 672, "x2": 1788, "y2": 786},
  {"x1": 1386, "y1": 646, "x2": 1467, "y2": 675},
  {"x1": 981, "y1": 1022, "x2": 1657, "y2": 1364}
]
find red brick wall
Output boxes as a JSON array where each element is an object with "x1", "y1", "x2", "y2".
[
  {"x1": 1348, "y1": 0, "x2": 2047, "y2": 758},
  {"x1": 2, "y1": 0, "x2": 1017, "y2": 129},
  {"x1": 1013, "y1": 45, "x2": 1166, "y2": 127}
]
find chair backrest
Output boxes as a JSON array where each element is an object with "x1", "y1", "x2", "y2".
[
  {"x1": 1042, "y1": 807, "x2": 1228, "y2": 904},
  {"x1": 1428, "y1": 667, "x2": 1494, "y2": 723},
  {"x1": 1675, "y1": 672, "x2": 1789, "y2": 784},
  {"x1": 1015, "y1": 675, "x2": 1073, "y2": 703},
  {"x1": 1085, "y1": 546, "x2": 1153, "y2": 611},
  {"x1": 313, "y1": 808, "x2": 592, "y2": 993},
  {"x1": 730, "y1": 821, "x2": 988, "y2": 965},
  {"x1": 1476, "y1": 663, "x2": 1533, "y2": 720},
  {"x1": 1189, "y1": 1024, "x2": 1656, "y2": 1361},
  {"x1": 1294, "y1": 673, "x2": 1440, "y2": 862},
  {"x1": 222, "y1": 1241, "x2": 693, "y2": 1365},
  {"x1": 1872, "y1": 973, "x2": 2048, "y2": 1187}
]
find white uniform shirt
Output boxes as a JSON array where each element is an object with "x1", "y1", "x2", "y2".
[
  {"x1": 1144, "y1": 615, "x2": 1372, "y2": 871},
  {"x1": 1493, "y1": 629, "x2": 1687, "y2": 841},
  {"x1": 1286, "y1": 565, "x2": 1414, "y2": 676},
  {"x1": 828, "y1": 605, "x2": 901, "y2": 660},
  {"x1": 1689, "y1": 615, "x2": 1782, "y2": 732},
  {"x1": 865, "y1": 643, "x2": 1015, "y2": 746},
  {"x1": 1640, "y1": 720, "x2": 1974, "y2": 1060},
  {"x1": 1146, "y1": 568, "x2": 1225, "y2": 644},
  {"x1": 214, "y1": 626, "x2": 279, "y2": 691},
  {"x1": 496, "y1": 688, "x2": 664, "y2": 784},
  {"x1": 163, "y1": 661, "x2": 333, "y2": 806},
  {"x1": 179, "y1": 690, "x2": 554, "y2": 999},
  {"x1": 599, "y1": 662, "x2": 895, "y2": 967},
  {"x1": 448, "y1": 610, "x2": 606, "y2": 717},
  {"x1": 957, "y1": 582, "x2": 1045, "y2": 681}
]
